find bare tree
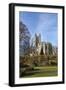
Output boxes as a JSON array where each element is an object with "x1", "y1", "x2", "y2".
[{"x1": 19, "y1": 22, "x2": 31, "y2": 56}]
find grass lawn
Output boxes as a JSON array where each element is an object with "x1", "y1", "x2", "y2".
[
  {"x1": 31, "y1": 66, "x2": 58, "y2": 77},
  {"x1": 20, "y1": 66, "x2": 58, "y2": 78}
]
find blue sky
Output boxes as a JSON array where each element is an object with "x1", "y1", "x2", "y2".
[{"x1": 19, "y1": 12, "x2": 58, "y2": 46}]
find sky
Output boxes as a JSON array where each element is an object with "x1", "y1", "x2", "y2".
[{"x1": 19, "y1": 12, "x2": 58, "y2": 46}]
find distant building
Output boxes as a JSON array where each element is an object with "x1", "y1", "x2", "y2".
[
  {"x1": 42, "y1": 42, "x2": 47, "y2": 54},
  {"x1": 52, "y1": 46, "x2": 58, "y2": 55},
  {"x1": 34, "y1": 33, "x2": 42, "y2": 55},
  {"x1": 31, "y1": 33, "x2": 57, "y2": 56},
  {"x1": 31, "y1": 33, "x2": 46, "y2": 55}
]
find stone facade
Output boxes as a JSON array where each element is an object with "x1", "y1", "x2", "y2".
[{"x1": 31, "y1": 33, "x2": 57, "y2": 56}]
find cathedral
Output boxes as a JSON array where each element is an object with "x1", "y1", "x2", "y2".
[
  {"x1": 31, "y1": 33, "x2": 47, "y2": 55},
  {"x1": 31, "y1": 33, "x2": 57, "y2": 56}
]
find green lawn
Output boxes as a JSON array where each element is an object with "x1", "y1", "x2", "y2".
[
  {"x1": 34, "y1": 66, "x2": 57, "y2": 72},
  {"x1": 20, "y1": 66, "x2": 58, "y2": 78},
  {"x1": 31, "y1": 66, "x2": 58, "y2": 77}
]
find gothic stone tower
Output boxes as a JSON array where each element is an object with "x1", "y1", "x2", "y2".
[{"x1": 35, "y1": 33, "x2": 42, "y2": 55}]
